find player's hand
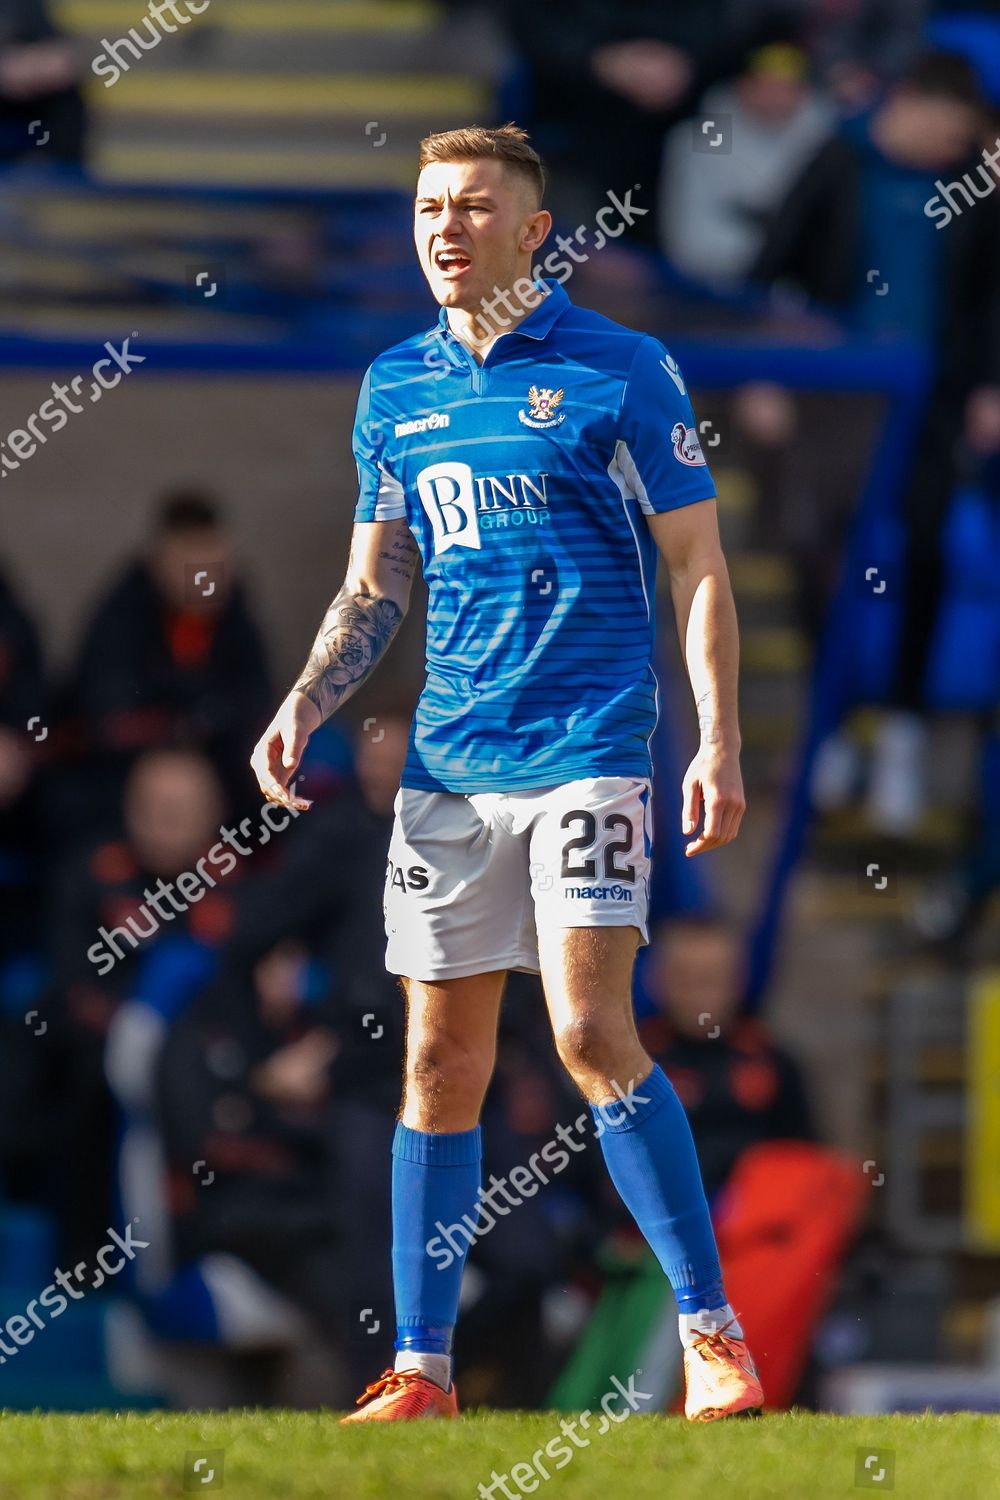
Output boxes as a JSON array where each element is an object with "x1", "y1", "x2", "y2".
[
  {"x1": 250, "y1": 691, "x2": 320, "y2": 811},
  {"x1": 681, "y1": 746, "x2": 745, "y2": 856}
]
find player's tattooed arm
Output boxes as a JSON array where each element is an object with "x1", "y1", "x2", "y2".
[
  {"x1": 250, "y1": 519, "x2": 418, "y2": 810},
  {"x1": 293, "y1": 589, "x2": 403, "y2": 721},
  {"x1": 292, "y1": 519, "x2": 418, "y2": 722}
]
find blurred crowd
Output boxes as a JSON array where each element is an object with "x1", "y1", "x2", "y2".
[
  {"x1": 498, "y1": 0, "x2": 1000, "y2": 846},
  {"x1": 0, "y1": 0, "x2": 86, "y2": 164}
]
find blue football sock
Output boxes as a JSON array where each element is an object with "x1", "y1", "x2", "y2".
[
  {"x1": 391, "y1": 1122, "x2": 482, "y2": 1372},
  {"x1": 592, "y1": 1064, "x2": 726, "y2": 1312}
]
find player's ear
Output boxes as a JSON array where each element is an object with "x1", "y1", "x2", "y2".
[{"x1": 520, "y1": 209, "x2": 551, "y2": 254}]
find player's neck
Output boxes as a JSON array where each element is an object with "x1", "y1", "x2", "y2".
[
  {"x1": 444, "y1": 268, "x2": 537, "y2": 363},
  {"x1": 447, "y1": 320, "x2": 497, "y2": 364}
]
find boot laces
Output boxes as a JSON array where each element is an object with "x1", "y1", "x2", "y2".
[{"x1": 355, "y1": 1367, "x2": 423, "y2": 1406}]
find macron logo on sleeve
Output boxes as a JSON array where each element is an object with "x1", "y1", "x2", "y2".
[{"x1": 659, "y1": 353, "x2": 686, "y2": 395}]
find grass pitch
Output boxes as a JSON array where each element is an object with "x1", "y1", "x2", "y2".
[{"x1": 0, "y1": 1409, "x2": 994, "y2": 1499}]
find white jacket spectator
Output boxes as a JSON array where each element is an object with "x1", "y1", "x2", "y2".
[{"x1": 659, "y1": 46, "x2": 834, "y2": 285}]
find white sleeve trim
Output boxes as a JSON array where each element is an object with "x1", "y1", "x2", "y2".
[
  {"x1": 372, "y1": 465, "x2": 406, "y2": 521},
  {"x1": 609, "y1": 439, "x2": 654, "y2": 515}
]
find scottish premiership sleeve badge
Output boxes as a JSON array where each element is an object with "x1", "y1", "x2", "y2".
[{"x1": 670, "y1": 421, "x2": 707, "y2": 466}]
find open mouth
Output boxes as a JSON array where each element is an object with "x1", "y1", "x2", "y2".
[{"x1": 434, "y1": 247, "x2": 472, "y2": 276}]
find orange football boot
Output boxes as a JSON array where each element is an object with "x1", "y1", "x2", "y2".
[
  {"x1": 339, "y1": 1367, "x2": 459, "y2": 1424},
  {"x1": 683, "y1": 1320, "x2": 764, "y2": 1422}
]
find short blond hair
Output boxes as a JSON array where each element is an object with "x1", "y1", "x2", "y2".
[{"x1": 417, "y1": 122, "x2": 545, "y2": 204}]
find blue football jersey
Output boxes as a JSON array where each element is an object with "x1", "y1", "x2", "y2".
[{"x1": 352, "y1": 279, "x2": 715, "y2": 793}]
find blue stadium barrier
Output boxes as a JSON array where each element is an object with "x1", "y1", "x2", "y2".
[{"x1": 925, "y1": 481, "x2": 1000, "y2": 710}]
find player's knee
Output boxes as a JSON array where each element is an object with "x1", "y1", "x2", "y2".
[
  {"x1": 551, "y1": 1015, "x2": 623, "y2": 1084},
  {"x1": 405, "y1": 1033, "x2": 492, "y2": 1113}
]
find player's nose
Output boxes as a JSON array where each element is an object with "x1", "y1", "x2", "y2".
[{"x1": 436, "y1": 198, "x2": 464, "y2": 235}]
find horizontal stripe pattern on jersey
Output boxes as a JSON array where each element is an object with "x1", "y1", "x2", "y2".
[{"x1": 353, "y1": 279, "x2": 715, "y2": 792}]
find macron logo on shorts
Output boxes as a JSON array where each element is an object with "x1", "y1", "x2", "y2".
[{"x1": 564, "y1": 884, "x2": 634, "y2": 902}]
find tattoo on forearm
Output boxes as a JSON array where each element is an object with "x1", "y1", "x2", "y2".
[{"x1": 294, "y1": 585, "x2": 403, "y2": 721}]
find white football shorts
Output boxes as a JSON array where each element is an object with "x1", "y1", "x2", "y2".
[{"x1": 383, "y1": 776, "x2": 652, "y2": 981}]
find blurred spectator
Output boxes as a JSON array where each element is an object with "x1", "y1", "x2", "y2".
[
  {"x1": 0, "y1": 0, "x2": 86, "y2": 165},
  {"x1": 150, "y1": 936, "x2": 352, "y2": 1406},
  {"x1": 660, "y1": 40, "x2": 835, "y2": 284},
  {"x1": 0, "y1": 562, "x2": 45, "y2": 955},
  {"x1": 752, "y1": 50, "x2": 1000, "y2": 831},
  {"x1": 0, "y1": 564, "x2": 47, "y2": 1202},
  {"x1": 778, "y1": 0, "x2": 930, "y2": 111},
  {"x1": 498, "y1": 0, "x2": 737, "y2": 241},
  {"x1": 49, "y1": 747, "x2": 239, "y2": 1262},
  {"x1": 64, "y1": 491, "x2": 272, "y2": 837},
  {"x1": 928, "y1": 5, "x2": 1000, "y2": 113},
  {"x1": 752, "y1": 50, "x2": 992, "y2": 341},
  {"x1": 638, "y1": 915, "x2": 815, "y2": 1196}
]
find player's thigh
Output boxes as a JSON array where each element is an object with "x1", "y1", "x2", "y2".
[
  {"x1": 537, "y1": 926, "x2": 647, "y2": 1090},
  {"x1": 399, "y1": 970, "x2": 506, "y2": 1129},
  {"x1": 537, "y1": 923, "x2": 640, "y2": 1031}
]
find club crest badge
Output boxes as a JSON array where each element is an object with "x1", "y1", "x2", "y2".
[
  {"x1": 519, "y1": 385, "x2": 566, "y2": 429},
  {"x1": 671, "y1": 421, "x2": 706, "y2": 466}
]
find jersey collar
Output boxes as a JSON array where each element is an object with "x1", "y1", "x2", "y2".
[{"x1": 436, "y1": 278, "x2": 570, "y2": 345}]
